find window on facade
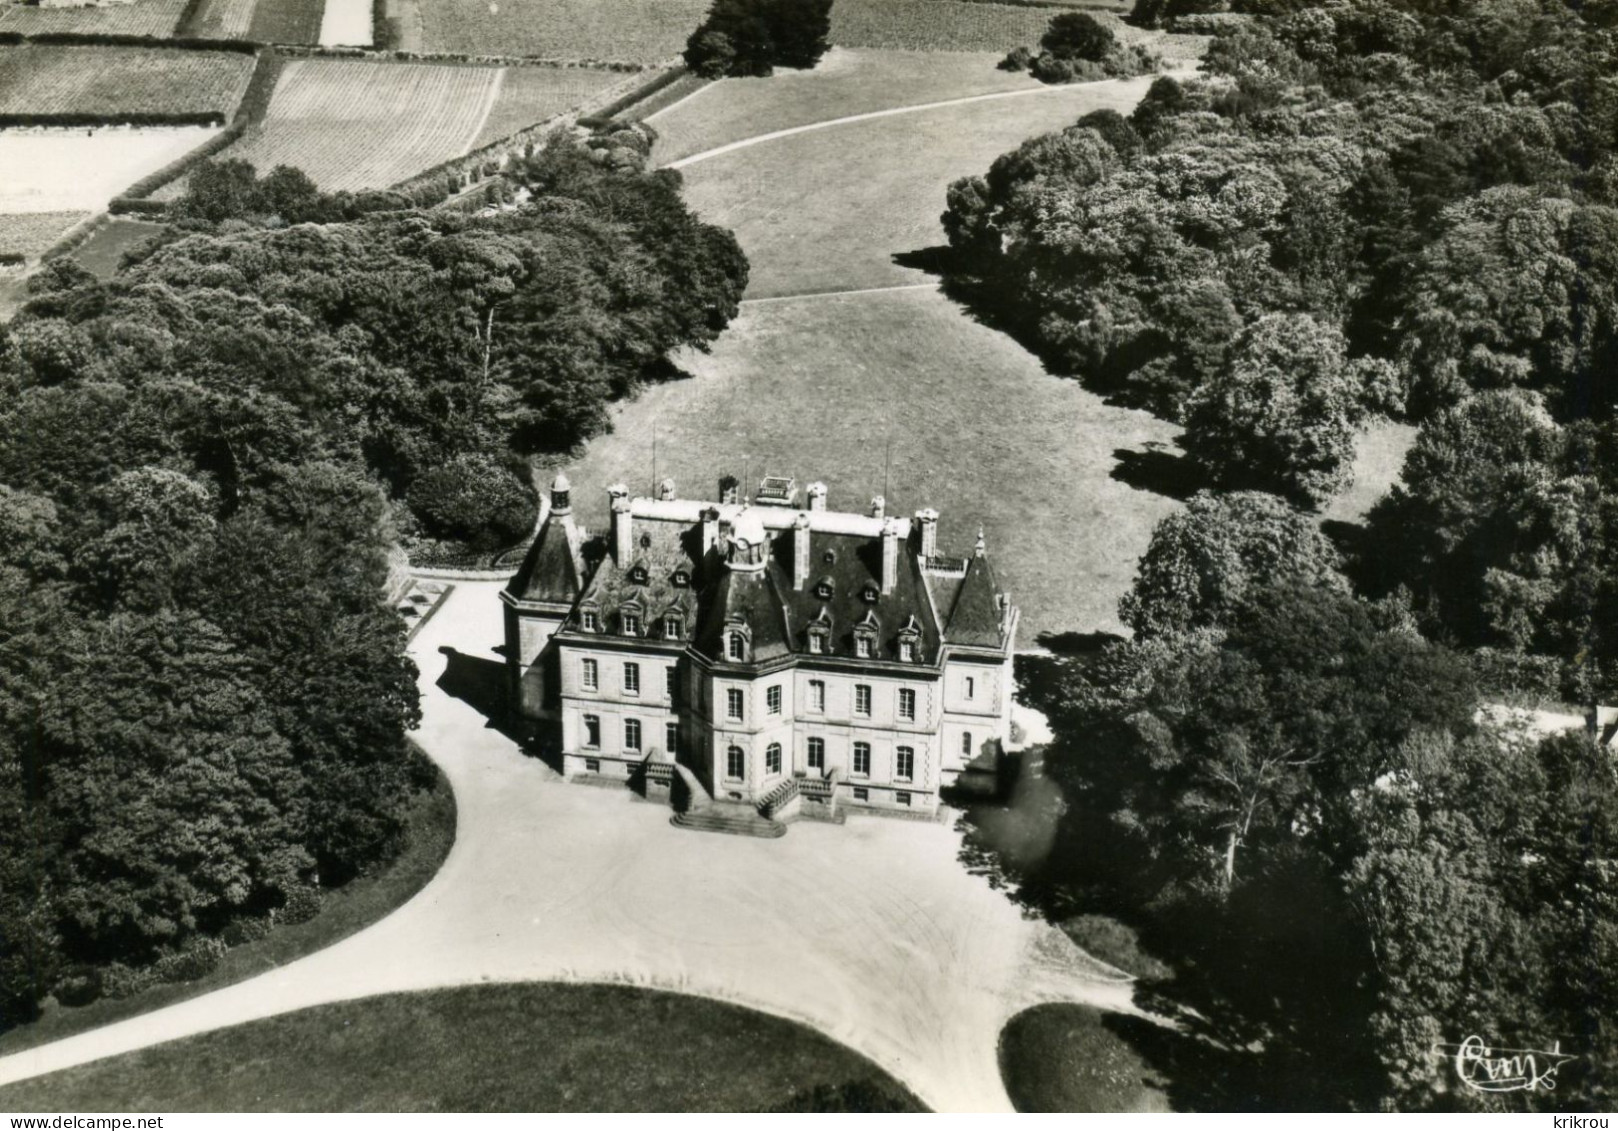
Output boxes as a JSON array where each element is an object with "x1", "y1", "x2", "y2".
[
  {"x1": 855, "y1": 685, "x2": 872, "y2": 716},
  {"x1": 807, "y1": 737, "x2": 825, "y2": 771},
  {"x1": 583, "y1": 714, "x2": 600, "y2": 747},
  {"x1": 728, "y1": 632, "x2": 745, "y2": 661},
  {"x1": 665, "y1": 720, "x2": 679, "y2": 755},
  {"x1": 961, "y1": 732, "x2": 973, "y2": 757},
  {"x1": 808, "y1": 680, "x2": 826, "y2": 712},
  {"x1": 664, "y1": 615, "x2": 681, "y2": 639},
  {"x1": 855, "y1": 636, "x2": 873, "y2": 659},
  {"x1": 898, "y1": 688, "x2": 916, "y2": 721},
  {"x1": 766, "y1": 743, "x2": 782, "y2": 775},
  {"x1": 586, "y1": 757, "x2": 600, "y2": 773},
  {"x1": 661, "y1": 667, "x2": 674, "y2": 701},
  {"x1": 853, "y1": 742, "x2": 871, "y2": 776},
  {"x1": 623, "y1": 613, "x2": 641, "y2": 637},
  {"x1": 673, "y1": 569, "x2": 690, "y2": 588},
  {"x1": 964, "y1": 675, "x2": 976, "y2": 700},
  {"x1": 581, "y1": 658, "x2": 599, "y2": 691},
  {"x1": 899, "y1": 639, "x2": 916, "y2": 662},
  {"x1": 897, "y1": 791, "x2": 912, "y2": 807},
  {"x1": 767, "y1": 685, "x2": 782, "y2": 715},
  {"x1": 726, "y1": 688, "x2": 744, "y2": 721},
  {"x1": 853, "y1": 786, "x2": 869, "y2": 802},
  {"x1": 581, "y1": 609, "x2": 598, "y2": 632},
  {"x1": 624, "y1": 718, "x2": 641, "y2": 751},
  {"x1": 808, "y1": 632, "x2": 824, "y2": 654},
  {"x1": 726, "y1": 745, "x2": 745, "y2": 780},
  {"x1": 896, "y1": 745, "x2": 915, "y2": 781},
  {"x1": 623, "y1": 662, "x2": 640, "y2": 694}
]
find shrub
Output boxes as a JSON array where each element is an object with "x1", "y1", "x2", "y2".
[
  {"x1": 277, "y1": 884, "x2": 324, "y2": 926},
  {"x1": 1062, "y1": 915, "x2": 1174, "y2": 980},
  {"x1": 998, "y1": 45, "x2": 1034, "y2": 71},
  {"x1": 407, "y1": 453, "x2": 539, "y2": 550},
  {"x1": 222, "y1": 915, "x2": 273, "y2": 946},
  {"x1": 151, "y1": 937, "x2": 228, "y2": 984},
  {"x1": 1040, "y1": 12, "x2": 1115, "y2": 62},
  {"x1": 53, "y1": 966, "x2": 103, "y2": 1008},
  {"x1": 100, "y1": 962, "x2": 158, "y2": 1000}
]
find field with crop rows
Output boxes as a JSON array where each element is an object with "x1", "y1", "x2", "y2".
[
  {"x1": 418, "y1": 0, "x2": 706, "y2": 63},
  {"x1": 469, "y1": 64, "x2": 624, "y2": 148},
  {"x1": 0, "y1": 0, "x2": 187, "y2": 35},
  {"x1": 829, "y1": 0, "x2": 1146, "y2": 51},
  {"x1": 0, "y1": 46, "x2": 255, "y2": 118},
  {"x1": 212, "y1": 58, "x2": 500, "y2": 189},
  {"x1": 0, "y1": 210, "x2": 88, "y2": 259},
  {"x1": 184, "y1": 0, "x2": 259, "y2": 38},
  {"x1": 247, "y1": 0, "x2": 325, "y2": 44}
]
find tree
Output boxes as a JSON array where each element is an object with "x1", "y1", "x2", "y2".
[
  {"x1": 407, "y1": 452, "x2": 537, "y2": 549},
  {"x1": 1041, "y1": 12, "x2": 1115, "y2": 62},
  {"x1": 177, "y1": 158, "x2": 263, "y2": 224},
  {"x1": 683, "y1": 0, "x2": 832, "y2": 77},
  {"x1": 1120, "y1": 490, "x2": 1347, "y2": 639}
]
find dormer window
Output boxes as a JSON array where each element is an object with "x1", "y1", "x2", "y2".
[
  {"x1": 672, "y1": 569, "x2": 690, "y2": 588},
  {"x1": 663, "y1": 614, "x2": 682, "y2": 639},
  {"x1": 897, "y1": 615, "x2": 922, "y2": 663},
  {"x1": 622, "y1": 612, "x2": 642, "y2": 637},
  {"x1": 899, "y1": 639, "x2": 916, "y2": 662},
  {"x1": 727, "y1": 632, "x2": 746, "y2": 662},
  {"x1": 861, "y1": 585, "x2": 879, "y2": 604},
  {"x1": 629, "y1": 564, "x2": 649, "y2": 585},
  {"x1": 856, "y1": 636, "x2": 873, "y2": 658},
  {"x1": 815, "y1": 578, "x2": 834, "y2": 600},
  {"x1": 809, "y1": 632, "x2": 825, "y2": 654},
  {"x1": 580, "y1": 608, "x2": 599, "y2": 632},
  {"x1": 822, "y1": 549, "x2": 836, "y2": 564}
]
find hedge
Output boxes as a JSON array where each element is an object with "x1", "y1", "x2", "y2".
[
  {"x1": 108, "y1": 197, "x2": 172, "y2": 216},
  {"x1": 0, "y1": 252, "x2": 26, "y2": 267},
  {"x1": 0, "y1": 111, "x2": 227, "y2": 127},
  {"x1": 576, "y1": 65, "x2": 689, "y2": 127},
  {"x1": 24, "y1": 31, "x2": 259, "y2": 53}
]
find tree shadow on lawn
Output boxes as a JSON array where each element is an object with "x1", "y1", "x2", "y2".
[{"x1": 1110, "y1": 445, "x2": 1201, "y2": 500}]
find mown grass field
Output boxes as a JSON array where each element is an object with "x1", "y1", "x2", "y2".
[
  {"x1": 0, "y1": 125, "x2": 218, "y2": 211},
  {"x1": 0, "y1": 771, "x2": 455, "y2": 1059},
  {"x1": 469, "y1": 63, "x2": 626, "y2": 149},
  {"x1": 214, "y1": 58, "x2": 500, "y2": 189},
  {"x1": 184, "y1": 0, "x2": 259, "y2": 38},
  {"x1": 999, "y1": 1004, "x2": 1172, "y2": 1112},
  {"x1": 0, "y1": 209, "x2": 87, "y2": 259},
  {"x1": 0, "y1": 0, "x2": 186, "y2": 35},
  {"x1": 0, "y1": 983, "x2": 925, "y2": 1111},
  {"x1": 566, "y1": 287, "x2": 1182, "y2": 642},
  {"x1": 417, "y1": 0, "x2": 707, "y2": 62},
  {"x1": 0, "y1": 45, "x2": 255, "y2": 118},
  {"x1": 247, "y1": 0, "x2": 325, "y2": 45},
  {"x1": 649, "y1": 46, "x2": 1051, "y2": 165},
  {"x1": 70, "y1": 216, "x2": 166, "y2": 277},
  {"x1": 831, "y1": 0, "x2": 1081, "y2": 51},
  {"x1": 675, "y1": 73, "x2": 1154, "y2": 297}
]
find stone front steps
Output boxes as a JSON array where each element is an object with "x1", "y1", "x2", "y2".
[{"x1": 670, "y1": 802, "x2": 787, "y2": 838}]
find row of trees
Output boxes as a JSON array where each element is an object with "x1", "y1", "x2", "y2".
[{"x1": 0, "y1": 135, "x2": 748, "y2": 1025}]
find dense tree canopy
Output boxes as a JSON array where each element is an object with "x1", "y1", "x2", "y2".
[{"x1": 683, "y1": 0, "x2": 833, "y2": 78}]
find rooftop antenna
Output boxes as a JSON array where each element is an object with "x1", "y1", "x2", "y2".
[
  {"x1": 651, "y1": 428, "x2": 657, "y2": 498},
  {"x1": 883, "y1": 434, "x2": 892, "y2": 509}
]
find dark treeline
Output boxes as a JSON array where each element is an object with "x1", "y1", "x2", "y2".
[
  {"x1": 683, "y1": 0, "x2": 834, "y2": 78},
  {"x1": 948, "y1": 0, "x2": 1618, "y2": 1110},
  {"x1": 0, "y1": 134, "x2": 747, "y2": 1025}
]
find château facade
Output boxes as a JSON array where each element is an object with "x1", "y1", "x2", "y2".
[{"x1": 501, "y1": 474, "x2": 1019, "y2": 823}]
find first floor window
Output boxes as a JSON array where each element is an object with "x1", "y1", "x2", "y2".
[
  {"x1": 767, "y1": 684, "x2": 782, "y2": 715},
  {"x1": 896, "y1": 745, "x2": 914, "y2": 781},
  {"x1": 726, "y1": 745, "x2": 745, "y2": 780},
  {"x1": 808, "y1": 679, "x2": 826, "y2": 712},
  {"x1": 766, "y1": 742, "x2": 782, "y2": 775},
  {"x1": 583, "y1": 714, "x2": 600, "y2": 747},
  {"x1": 581, "y1": 658, "x2": 598, "y2": 691},
  {"x1": 898, "y1": 688, "x2": 916, "y2": 721},
  {"x1": 624, "y1": 718, "x2": 641, "y2": 751},
  {"x1": 807, "y1": 737, "x2": 825, "y2": 771},
  {"x1": 665, "y1": 665, "x2": 678, "y2": 700},
  {"x1": 665, "y1": 720, "x2": 679, "y2": 754},
  {"x1": 726, "y1": 687, "x2": 744, "y2": 721},
  {"x1": 961, "y1": 731, "x2": 973, "y2": 758},
  {"x1": 853, "y1": 741, "x2": 871, "y2": 777},
  {"x1": 623, "y1": 662, "x2": 640, "y2": 694},
  {"x1": 855, "y1": 684, "x2": 872, "y2": 716}
]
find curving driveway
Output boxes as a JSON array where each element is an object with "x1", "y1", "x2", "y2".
[{"x1": 0, "y1": 582, "x2": 1137, "y2": 1111}]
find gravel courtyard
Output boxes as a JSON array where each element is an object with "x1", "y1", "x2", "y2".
[{"x1": 0, "y1": 580, "x2": 1135, "y2": 1111}]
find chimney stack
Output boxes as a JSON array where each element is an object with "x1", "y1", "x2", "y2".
[
  {"x1": 793, "y1": 511, "x2": 811, "y2": 590},
  {"x1": 915, "y1": 507, "x2": 938, "y2": 558},
  {"x1": 608, "y1": 484, "x2": 632, "y2": 564},
  {"x1": 549, "y1": 472, "x2": 572, "y2": 516},
  {"x1": 807, "y1": 482, "x2": 827, "y2": 512},
  {"x1": 701, "y1": 505, "x2": 721, "y2": 555},
  {"x1": 974, "y1": 526, "x2": 988, "y2": 558},
  {"x1": 870, "y1": 495, "x2": 886, "y2": 520},
  {"x1": 657, "y1": 477, "x2": 676, "y2": 501},
  {"x1": 880, "y1": 517, "x2": 899, "y2": 595},
  {"x1": 719, "y1": 475, "x2": 740, "y2": 505}
]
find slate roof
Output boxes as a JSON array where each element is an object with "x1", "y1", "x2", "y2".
[
  {"x1": 507, "y1": 507, "x2": 585, "y2": 606},
  {"x1": 945, "y1": 553, "x2": 1008, "y2": 648}
]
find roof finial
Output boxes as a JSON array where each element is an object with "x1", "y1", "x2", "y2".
[{"x1": 975, "y1": 526, "x2": 987, "y2": 557}]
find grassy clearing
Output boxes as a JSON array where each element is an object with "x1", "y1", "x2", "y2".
[
  {"x1": 470, "y1": 64, "x2": 624, "y2": 149},
  {"x1": 0, "y1": 45, "x2": 255, "y2": 118},
  {"x1": 564, "y1": 287, "x2": 1181, "y2": 642},
  {"x1": 676, "y1": 74, "x2": 1153, "y2": 297},
  {"x1": 1320, "y1": 419, "x2": 1417, "y2": 525},
  {"x1": 71, "y1": 217, "x2": 167, "y2": 278},
  {"x1": 650, "y1": 46, "x2": 1051, "y2": 165},
  {"x1": 0, "y1": 210, "x2": 87, "y2": 259},
  {"x1": 216, "y1": 58, "x2": 500, "y2": 189},
  {"x1": 999, "y1": 1003, "x2": 1172, "y2": 1112},
  {"x1": 418, "y1": 0, "x2": 707, "y2": 63},
  {"x1": 0, "y1": 126, "x2": 219, "y2": 212},
  {"x1": 247, "y1": 0, "x2": 326, "y2": 45},
  {"x1": 184, "y1": 0, "x2": 259, "y2": 38},
  {"x1": 0, "y1": 771, "x2": 455, "y2": 1059},
  {"x1": 0, "y1": 982, "x2": 924, "y2": 1111},
  {"x1": 0, "y1": 0, "x2": 187, "y2": 35}
]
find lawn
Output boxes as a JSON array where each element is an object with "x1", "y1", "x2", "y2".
[
  {"x1": 0, "y1": 0, "x2": 187, "y2": 35},
  {"x1": 649, "y1": 46, "x2": 1055, "y2": 165},
  {"x1": 70, "y1": 217, "x2": 167, "y2": 278},
  {"x1": 469, "y1": 64, "x2": 628, "y2": 149},
  {"x1": 563, "y1": 286, "x2": 1182, "y2": 643},
  {"x1": 209, "y1": 58, "x2": 501, "y2": 190},
  {"x1": 674, "y1": 72, "x2": 1156, "y2": 297},
  {"x1": 0, "y1": 768, "x2": 455, "y2": 1059},
  {"x1": 999, "y1": 1003, "x2": 1172, "y2": 1112},
  {"x1": 247, "y1": 0, "x2": 326, "y2": 45},
  {"x1": 0, "y1": 45, "x2": 256, "y2": 119},
  {"x1": 0, "y1": 210, "x2": 87, "y2": 260},
  {"x1": 417, "y1": 0, "x2": 708, "y2": 63},
  {"x1": 0, "y1": 983, "x2": 925, "y2": 1111},
  {"x1": 0, "y1": 126, "x2": 219, "y2": 212}
]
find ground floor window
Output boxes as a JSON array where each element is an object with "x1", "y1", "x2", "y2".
[
  {"x1": 961, "y1": 731, "x2": 973, "y2": 758},
  {"x1": 583, "y1": 714, "x2": 600, "y2": 748},
  {"x1": 853, "y1": 787, "x2": 869, "y2": 802},
  {"x1": 726, "y1": 745, "x2": 745, "y2": 780},
  {"x1": 853, "y1": 741, "x2": 871, "y2": 777},
  {"x1": 807, "y1": 736, "x2": 825, "y2": 771},
  {"x1": 665, "y1": 720, "x2": 679, "y2": 755},
  {"x1": 897, "y1": 791, "x2": 912, "y2": 807},
  {"x1": 585, "y1": 758, "x2": 600, "y2": 773},
  {"x1": 766, "y1": 742, "x2": 782, "y2": 775}
]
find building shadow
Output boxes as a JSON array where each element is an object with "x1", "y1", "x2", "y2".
[{"x1": 435, "y1": 646, "x2": 563, "y2": 772}]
